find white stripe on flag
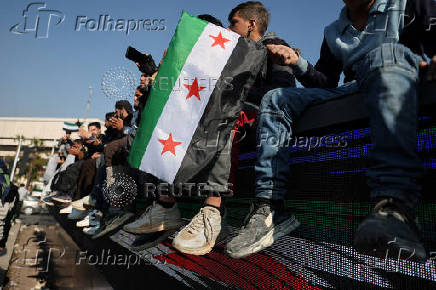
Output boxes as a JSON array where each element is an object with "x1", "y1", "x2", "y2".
[
  {"x1": 63, "y1": 124, "x2": 79, "y2": 131},
  {"x1": 139, "y1": 24, "x2": 239, "y2": 182}
]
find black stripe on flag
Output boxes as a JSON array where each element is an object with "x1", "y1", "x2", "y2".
[{"x1": 174, "y1": 37, "x2": 266, "y2": 184}]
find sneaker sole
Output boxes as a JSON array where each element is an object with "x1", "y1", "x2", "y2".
[
  {"x1": 355, "y1": 236, "x2": 427, "y2": 262},
  {"x1": 123, "y1": 220, "x2": 185, "y2": 235},
  {"x1": 354, "y1": 219, "x2": 427, "y2": 261},
  {"x1": 43, "y1": 200, "x2": 54, "y2": 207},
  {"x1": 71, "y1": 203, "x2": 86, "y2": 211},
  {"x1": 92, "y1": 213, "x2": 134, "y2": 239},
  {"x1": 51, "y1": 197, "x2": 72, "y2": 203},
  {"x1": 83, "y1": 227, "x2": 100, "y2": 236},
  {"x1": 76, "y1": 221, "x2": 90, "y2": 227},
  {"x1": 68, "y1": 213, "x2": 88, "y2": 220},
  {"x1": 77, "y1": 219, "x2": 100, "y2": 227},
  {"x1": 172, "y1": 240, "x2": 214, "y2": 256},
  {"x1": 226, "y1": 215, "x2": 300, "y2": 259},
  {"x1": 130, "y1": 230, "x2": 176, "y2": 251},
  {"x1": 59, "y1": 206, "x2": 73, "y2": 214},
  {"x1": 172, "y1": 224, "x2": 230, "y2": 256}
]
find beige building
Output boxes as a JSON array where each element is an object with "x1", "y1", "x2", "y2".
[{"x1": 0, "y1": 117, "x2": 104, "y2": 157}]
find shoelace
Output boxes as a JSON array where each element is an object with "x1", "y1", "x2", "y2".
[
  {"x1": 233, "y1": 204, "x2": 271, "y2": 237},
  {"x1": 88, "y1": 210, "x2": 99, "y2": 220},
  {"x1": 140, "y1": 204, "x2": 154, "y2": 224},
  {"x1": 373, "y1": 198, "x2": 423, "y2": 241},
  {"x1": 185, "y1": 208, "x2": 214, "y2": 243},
  {"x1": 374, "y1": 199, "x2": 410, "y2": 223}
]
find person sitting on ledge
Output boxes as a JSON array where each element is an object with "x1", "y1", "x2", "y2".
[{"x1": 225, "y1": 0, "x2": 436, "y2": 261}]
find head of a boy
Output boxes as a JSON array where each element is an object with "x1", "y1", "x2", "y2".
[
  {"x1": 228, "y1": 1, "x2": 269, "y2": 41},
  {"x1": 343, "y1": 0, "x2": 374, "y2": 11}
]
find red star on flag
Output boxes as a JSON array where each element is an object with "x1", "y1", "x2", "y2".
[
  {"x1": 209, "y1": 32, "x2": 230, "y2": 49},
  {"x1": 158, "y1": 133, "x2": 182, "y2": 156},
  {"x1": 184, "y1": 78, "x2": 206, "y2": 101}
]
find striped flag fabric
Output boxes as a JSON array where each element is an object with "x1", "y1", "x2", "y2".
[
  {"x1": 128, "y1": 12, "x2": 266, "y2": 183},
  {"x1": 63, "y1": 121, "x2": 82, "y2": 132}
]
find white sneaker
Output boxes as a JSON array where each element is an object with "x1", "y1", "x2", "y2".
[
  {"x1": 59, "y1": 205, "x2": 73, "y2": 214},
  {"x1": 83, "y1": 224, "x2": 101, "y2": 235},
  {"x1": 77, "y1": 210, "x2": 102, "y2": 227},
  {"x1": 76, "y1": 215, "x2": 90, "y2": 227},
  {"x1": 172, "y1": 206, "x2": 223, "y2": 255},
  {"x1": 83, "y1": 195, "x2": 96, "y2": 209},
  {"x1": 123, "y1": 202, "x2": 184, "y2": 234},
  {"x1": 71, "y1": 196, "x2": 86, "y2": 211},
  {"x1": 67, "y1": 208, "x2": 88, "y2": 220}
]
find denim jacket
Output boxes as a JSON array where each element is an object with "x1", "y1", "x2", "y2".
[{"x1": 293, "y1": 0, "x2": 436, "y2": 88}]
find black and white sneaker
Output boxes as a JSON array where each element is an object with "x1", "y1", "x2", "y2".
[
  {"x1": 225, "y1": 199, "x2": 300, "y2": 259},
  {"x1": 91, "y1": 211, "x2": 134, "y2": 240},
  {"x1": 51, "y1": 194, "x2": 72, "y2": 204},
  {"x1": 42, "y1": 192, "x2": 58, "y2": 206},
  {"x1": 354, "y1": 198, "x2": 427, "y2": 262}
]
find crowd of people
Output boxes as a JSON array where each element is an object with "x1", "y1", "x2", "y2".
[{"x1": 6, "y1": 0, "x2": 436, "y2": 263}]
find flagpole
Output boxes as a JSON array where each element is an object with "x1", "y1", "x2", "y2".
[
  {"x1": 10, "y1": 136, "x2": 22, "y2": 183},
  {"x1": 83, "y1": 86, "x2": 92, "y2": 127}
]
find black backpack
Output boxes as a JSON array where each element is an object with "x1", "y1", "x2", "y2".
[{"x1": 51, "y1": 160, "x2": 84, "y2": 194}]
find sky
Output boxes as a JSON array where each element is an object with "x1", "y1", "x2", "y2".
[{"x1": 0, "y1": 0, "x2": 344, "y2": 120}]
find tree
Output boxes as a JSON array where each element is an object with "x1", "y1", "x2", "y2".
[
  {"x1": 14, "y1": 134, "x2": 26, "y2": 142},
  {"x1": 30, "y1": 138, "x2": 45, "y2": 150},
  {"x1": 26, "y1": 138, "x2": 46, "y2": 186}
]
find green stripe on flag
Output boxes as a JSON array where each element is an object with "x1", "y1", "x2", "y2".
[
  {"x1": 64, "y1": 121, "x2": 82, "y2": 126},
  {"x1": 128, "y1": 12, "x2": 208, "y2": 168}
]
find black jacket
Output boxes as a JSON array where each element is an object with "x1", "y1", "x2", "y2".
[{"x1": 245, "y1": 32, "x2": 297, "y2": 107}]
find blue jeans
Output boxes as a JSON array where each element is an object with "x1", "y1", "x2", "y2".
[
  {"x1": 255, "y1": 43, "x2": 423, "y2": 207},
  {"x1": 91, "y1": 154, "x2": 109, "y2": 211}
]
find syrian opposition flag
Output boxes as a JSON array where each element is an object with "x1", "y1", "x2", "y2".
[
  {"x1": 63, "y1": 121, "x2": 82, "y2": 132},
  {"x1": 128, "y1": 12, "x2": 266, "y2": 183}
]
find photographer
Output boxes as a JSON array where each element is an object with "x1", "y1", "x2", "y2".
[
  {"x1": 67, "y1": 139, "x2": 85, "y2": 160},
  {"x1": 78, "y1": 122, "x2": 104, "y2": 160},
  {"x1": 58, "y1": 130, "x2": 74, "y2": 157}
]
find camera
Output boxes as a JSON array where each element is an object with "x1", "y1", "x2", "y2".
[{"x1": 125, "y1": 46, "x2": 158, "y2": 75}]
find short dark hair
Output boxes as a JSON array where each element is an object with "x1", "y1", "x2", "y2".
[
  {"x1": 88, "y1": 122, "x2": 101, "y2": 129},
  {"x1": 105, "y1": 112, "x2": 115, "y2": 121},
  {"x1": 198, "y1": 14, "x2": 223, "y2": 27},
  {"x1": 115, "y1": 100, "x2": 133, "y2": 115},
  {"x1": 228, "y1": 1, "x2": 270, "y2": 35}
]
